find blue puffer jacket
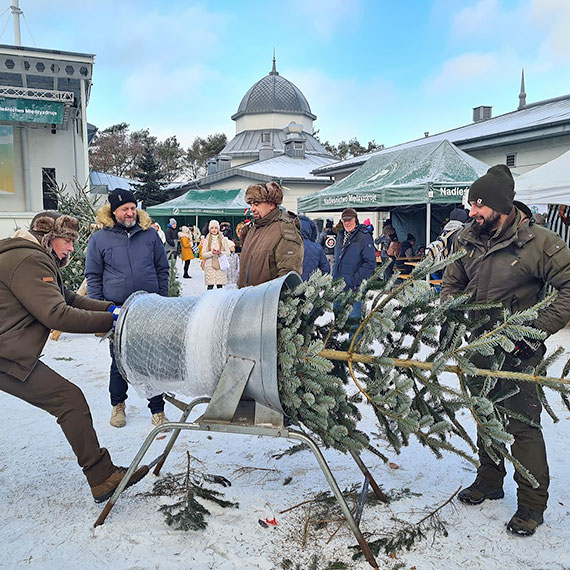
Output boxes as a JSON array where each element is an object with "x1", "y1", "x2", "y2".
[
  {"x1": 333, "y1": 224, "x2": 376, "y2": 290},
  {"x1": 299, "y1": 215, "x2": 329, "y2": 280},
  {"x1": 85, "y1": 205, "x2": 169, "y2": 304}
]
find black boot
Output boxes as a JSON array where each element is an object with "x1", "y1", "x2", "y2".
[
  {"x1": 458, "y1": 477, "x2": 504, "y2": 505},
  {"x1": 506, "y1": 505, "x2": 544, "y2": 536}
]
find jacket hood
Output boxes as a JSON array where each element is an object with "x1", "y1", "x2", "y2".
[
  {"x1": 0, "y1": 232, "x2": 49, "y2": 259},
  {"x1": 299, "y1": 215, "x2": 318, "y2": 242},
  {"x1": 96, "y1": 203, "x2": 152, "y2": 230}
]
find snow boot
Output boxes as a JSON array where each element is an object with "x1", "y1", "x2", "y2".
[
  {"x1": 91, "y1": 465, "x2": 149, "y2": 503},
  {"x1": 458, "y1": 477, "x2": 504, "y2": 505},
  {"x1": 110, "y1": 402, "x2": 126, "y2": 428},
  {"x1": 151, "y1": 411, "x2": 170, "y2": 427},
  {"x1": 506, "y1": 506, "x2": 544, "y2": 536}
]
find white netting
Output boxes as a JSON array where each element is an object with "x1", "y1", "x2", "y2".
[{"x1": 117, "y1": 288, "x2": 247, "y2": 399}]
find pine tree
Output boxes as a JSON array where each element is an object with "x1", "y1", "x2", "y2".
[
  {"x1": 276, "y1": 256, "x2": 570, "y2": 486},
  {"x1": 134, "y1": 143, "x2": 169, "y2": 208}
]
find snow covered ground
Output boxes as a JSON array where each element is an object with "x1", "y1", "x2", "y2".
[{"x1": 2, "y1": 257, "x2": 570, "y2": 570}]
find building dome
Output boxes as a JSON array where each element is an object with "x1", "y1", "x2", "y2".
[{"x1": 231, "y1": 58, "x2": 316, "y2": 121}]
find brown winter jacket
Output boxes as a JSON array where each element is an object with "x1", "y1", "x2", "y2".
[
  {"x1": 0, "y1": 231, "x2": 114, "y2": 381},
  {"x1": 442, "y1": 205, "x2": 570, "y2": 336},
  {"x1": 237, "y1": 207, "x2": 303, "y2": 288}
]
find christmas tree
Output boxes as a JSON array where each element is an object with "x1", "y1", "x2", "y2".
[{"x1": 276, "y1": 256, "x2": 570, "y2": 486}]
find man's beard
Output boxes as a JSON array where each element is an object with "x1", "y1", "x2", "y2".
[{"x1": 472, "y1": 211, "x2": 501, "y2": 236}]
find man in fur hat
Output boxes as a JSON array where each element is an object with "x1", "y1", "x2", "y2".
[
  {"x1": 85, "y1": 188, "x2": 170, "y2": 429},
  {"x1": 442, "y1": 164, "x2": 570, "y2": 536},
  {"x1": 0, "y1": 211, "x2": 148, "y2": 504},
  {"x1": 237, "y1": 181, "x2": 303, "y2": 288}
]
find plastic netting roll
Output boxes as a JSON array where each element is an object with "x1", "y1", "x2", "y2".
[{"x1": 116, "y1": 288, "x2": 247, "y2": 399}]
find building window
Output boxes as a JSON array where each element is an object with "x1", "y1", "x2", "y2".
[
  {"x1": 261, "y1": 131, "x2": 271, "y2": 144},
  {"x1": 293, "y1": 142, "x2": 304, "y2": 157},
  {"x1": 506, "y1": 153, "x2": 516, "y2": 168},
  {"x1": 42, "y1": 168, "x2": 58, "y2": 210}
]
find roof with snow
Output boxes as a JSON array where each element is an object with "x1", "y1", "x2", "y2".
[
  {"x1": 313, "y1": 94, "x2": 570, "y2": 176},
  {"x1": 222, "y1": 128, "x2": 331, "y2": 157},
  {"x1": 89, "y1": 170, "x2": 139, "y2": 194}
]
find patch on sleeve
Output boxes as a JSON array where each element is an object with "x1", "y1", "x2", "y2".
[{"x1": 42, "y1": 276, "x2": 54, "y2": 282}]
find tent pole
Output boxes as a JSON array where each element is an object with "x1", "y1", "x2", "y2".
[{"x1": 426, "y1": 203, "x2": 431, "y2": 283}]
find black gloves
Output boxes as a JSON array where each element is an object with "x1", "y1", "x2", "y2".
[{"x1": 512, "y1": 338, "x2": 545, "y2": 360}]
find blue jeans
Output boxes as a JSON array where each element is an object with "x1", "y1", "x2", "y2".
[{"x1": 109, "y1": 342, "x2": 164, "y2": 414}]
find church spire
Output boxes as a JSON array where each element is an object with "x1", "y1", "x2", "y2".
[
  {"x1": 270, "y1": 48, "x2": 279, "y2": 75},
  {"x1": 518, "y1": 68, "x2": 526, "y2": 109}
]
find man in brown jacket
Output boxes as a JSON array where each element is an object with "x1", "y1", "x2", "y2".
[
  {"x1": 0, "y1": 211, "x2": 148, "y2": 504},
  {"x1": 237, "y1": 181, "x2": 303, "y2": 288},
  {"x1": 442, "y1": 164, "x2": 570, "y2": 536}
]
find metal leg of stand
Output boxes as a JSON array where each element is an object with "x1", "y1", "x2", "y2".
[
  {"x1": 154, "y1": 396, "x2": 210, "y2": 476},
  {"x1": 94, "y1": 421, "x2": 201, "y2": 528},
  {"x1": 349, "y1": 450, "x2": 389, "y2": 503},
  {"x1": 288, "y1": 430, "x2": 379, "y2": 570}
]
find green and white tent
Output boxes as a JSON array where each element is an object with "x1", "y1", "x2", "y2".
[
  {"x1": 297, "y1": 139, "x2": 489, "y2": 212},
  {"x1": 147, "y1": 188, "x2": 248, "y2": 217}
]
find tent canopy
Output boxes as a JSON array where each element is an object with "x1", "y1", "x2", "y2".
[
  {"x1": 297, "y1": 139, "x2": 489, "y2": 212},
  {"x1": 146, "y1": 188, "x2": 248, "y2": 217},
  {"x1": 514, "y1": 149, "x2": 570, "y2": 205}
]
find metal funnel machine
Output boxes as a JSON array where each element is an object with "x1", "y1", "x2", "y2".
[{"x1": 113, "y1": 272, "x2": 303, "y2": 425}]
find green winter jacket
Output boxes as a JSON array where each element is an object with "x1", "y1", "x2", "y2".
[
  {"x1": 441, "y1": 205, "x2": 570, "y2": 336},
  {"x1": 0, "y1": 231, "x2": 114, "y2": 381}
]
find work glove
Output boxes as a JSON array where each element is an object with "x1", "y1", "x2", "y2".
[
  {"x1": 107, "y1": 305, "x2": 122, "y2": 328},
  {"x1": 512, "y1": 338, "x2": 545, "y2": 361}
]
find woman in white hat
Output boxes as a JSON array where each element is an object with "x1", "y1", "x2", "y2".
[{"x1": 201, "y1": 219, "x2": 230, "y2": 289}]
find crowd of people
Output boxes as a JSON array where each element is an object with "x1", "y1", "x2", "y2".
[{"x1": 2, "y1": 169, "x2": 570, "y2": 539}]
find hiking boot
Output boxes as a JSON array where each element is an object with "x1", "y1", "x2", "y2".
[
  {"x1": 110, "y1": 402, "x2": 126, "y2": 428},
  {"x1": 151, "y1": 412, "x2": 170, "y2": 427},
  {"x1": 458, "y1": 477, "x2": 504, "y2": 505},
  {"x1": 91, "y1": 465, "x2": 149, "y2": 503},
  {"x1": 506, "y1": 506, "x2": 544, "y2": 536}
]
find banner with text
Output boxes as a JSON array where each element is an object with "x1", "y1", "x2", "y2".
[{"x1": 0, "y1": 97, "x2": 64, "y2": 125}]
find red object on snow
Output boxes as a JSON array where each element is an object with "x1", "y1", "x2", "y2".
[{"x1": 265, "y1": 517, "x2": 277, "y2": 526}]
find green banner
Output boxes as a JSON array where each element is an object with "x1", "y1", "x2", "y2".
[{"x1": 0, "y1": 97, "x2": 64, "y2": 125}]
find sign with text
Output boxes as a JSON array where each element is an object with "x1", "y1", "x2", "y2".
[{"x1": 0, "y1": 97, "x2": 64, "y2": 125}]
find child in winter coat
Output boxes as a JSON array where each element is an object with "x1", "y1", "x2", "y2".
[
  {"x1": 178, "y1": 226, "x2": 194, "y2": 278},
  {"x1": 225, "y1": 240, "x2": 240, "y2": 288}
]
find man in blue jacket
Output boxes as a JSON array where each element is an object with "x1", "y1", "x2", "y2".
[
  {"x1": 333, "y1": 208, "x2": 376, "y2": 320},
  {"x1": 85, "y1": 188, "x2": 170, "y2": 429}
]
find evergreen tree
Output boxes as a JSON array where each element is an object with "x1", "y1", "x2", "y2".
[
  {"x1": 134, "y1": 143, "x2": 169, "y2": 208},
  {"x1": 276, "y1": 258, "x2": 570, "y2": 485}
]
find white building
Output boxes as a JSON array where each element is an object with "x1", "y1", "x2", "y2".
[{"x1": 0, "y1": 44, "x2": 93, "y2": 237}]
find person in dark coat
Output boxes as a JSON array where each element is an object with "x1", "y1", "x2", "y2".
[
  {"x1": 85, "y1": 188, "x2": 170, "y2": 429},
  {"x1": 333, "y1": 208, "x2": 376, "y2": 321},
  {"x1": 165, "y1": 218, "x2": 178, "y2": 259},
  {"x1": 318, "y1": 219, "x2": 336, "y2": 273},
  {"x1": 299, "y1": 215, "x2": 329, "y2": 281}
]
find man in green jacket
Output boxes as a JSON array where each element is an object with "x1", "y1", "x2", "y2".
[
  {"x1": 442, "y1": 164, "x2": 570, "y2": 536},
  {"x1": 0, "y1": 211, "x2": 148, "y2": 504}
]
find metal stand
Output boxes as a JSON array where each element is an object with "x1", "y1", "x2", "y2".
[{"x1": 94, "y1": 358, "x2": 386, "y2": 569}]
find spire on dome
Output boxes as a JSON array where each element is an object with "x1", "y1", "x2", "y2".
[
  {"x1": 270, "y1": 48, "x2": 279, "y2": 76},
  {"x1": 518, "y1": 68, "x2": 526, "y2": 109}
]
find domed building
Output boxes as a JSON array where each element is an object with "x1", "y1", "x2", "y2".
[{"x1": 153, "y1": 57, "x2": 338, "y2": 227}]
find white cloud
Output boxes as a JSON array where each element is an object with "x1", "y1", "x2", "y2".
[
  {"x1": 530, "y1": 0, "x2": 570, "y2": 67},
  {"x1": 301, "y1": 0, "x2": 362, "y2": 40},
  {"x1": 423, "y1": 52, "x2": 497, "y2": 94}
]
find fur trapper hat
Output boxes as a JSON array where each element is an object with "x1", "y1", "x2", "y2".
[
  {"x1": 468, "y1": 164, "x2": 515, "y2": 214},
  {"x1": 245, "y1": 181, "x2": 283, "y2": 205},
  {"x1": 30, "y1": 211, "x2": 79, "y2": 247}
]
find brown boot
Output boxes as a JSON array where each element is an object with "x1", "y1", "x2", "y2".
[
  {"x1": 91, "y1": 465, "x2": 149, "y2": 503},
  {"x1": 110, "y1": 402, "x2": 126, "y2": 428}
]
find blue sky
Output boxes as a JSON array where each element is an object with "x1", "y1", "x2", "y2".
[{"x1": 3, "y1": 0, "x2": 569, "y2": 150}]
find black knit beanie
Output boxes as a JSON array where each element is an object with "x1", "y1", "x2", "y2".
[
  {"x1": 467, "y1": 164, "x2": 514, "y2": 214},
  {"x1": 108, "y1": 188, "x2": 137, "y2": 212}
]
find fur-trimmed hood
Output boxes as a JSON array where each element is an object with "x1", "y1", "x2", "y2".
[{"x1": 96, "y1": 203, "x2": 152, "y2": 230}]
